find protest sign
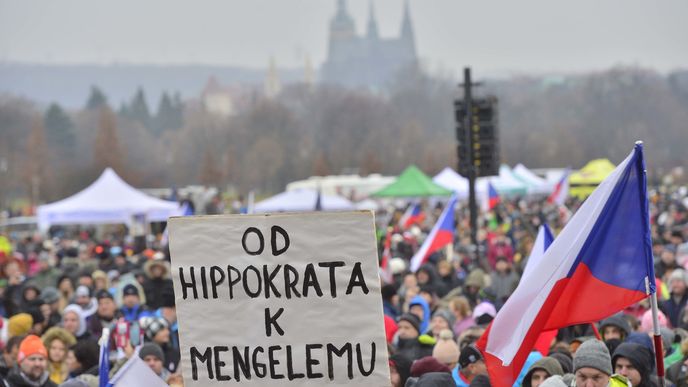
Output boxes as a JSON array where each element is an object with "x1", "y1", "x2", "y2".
[{"x1": 169, "y1": 211, "x2": 390, "y2": 386}]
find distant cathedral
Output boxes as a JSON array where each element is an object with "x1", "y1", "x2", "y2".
[{"x1": 320, "y1": 0, "x2": 418, "y2": 89}]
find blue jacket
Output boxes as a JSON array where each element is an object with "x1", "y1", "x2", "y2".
[{"x1": 409, "y1": 295, "x2": 431, "y2": 334}]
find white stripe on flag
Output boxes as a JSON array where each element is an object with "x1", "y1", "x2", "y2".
[{"x1": 485, "y1": 150, "x2": 634, "y2": 365}]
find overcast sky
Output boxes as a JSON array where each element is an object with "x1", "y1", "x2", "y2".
[{"x1": 1, "y1": 0, "x2": 686, "y2": 77}]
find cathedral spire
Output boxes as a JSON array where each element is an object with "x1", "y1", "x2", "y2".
[
  {"x1": 366, "y1": 0, "x2": 379, "y2": 40},
  {"x1": 401, "y1": 0, "x2": 414, "y2": 37},
  {"x1": 400, "y1": 0, "x2": 416, "y2": 54}
]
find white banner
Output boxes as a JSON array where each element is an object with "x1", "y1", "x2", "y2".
[{"x1": 169, "y1": 211, "x2": 390, "y2": 386}]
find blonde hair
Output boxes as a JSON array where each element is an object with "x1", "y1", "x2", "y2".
[{"x1": 450, "y1": 296, "x2": 472, "y2": 319}]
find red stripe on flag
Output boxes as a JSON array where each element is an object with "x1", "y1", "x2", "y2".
[{"x1": 476, "y1": 263, "x2": 648, "y2": 387}]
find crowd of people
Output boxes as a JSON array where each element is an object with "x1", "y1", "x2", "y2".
[
  {"x1": 0, "y1": 183, "x2": 685, "y2": 387},
  {"x1": 380, "y1": 184, "x2": 688, "y2": 387}
]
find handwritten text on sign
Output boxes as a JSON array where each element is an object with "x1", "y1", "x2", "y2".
[{"x1": 168, "y1": 211, "x2": 390, "y2": 386}]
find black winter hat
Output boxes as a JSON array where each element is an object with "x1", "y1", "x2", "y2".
[
  {"x1": 95, "y1": 289, "x2": 114, "y2": 301},
  {"x1": 612, "y1": 342, "x2": 653, "y2": 385},
  {"x1": 398, "y1": 313, "x2": 422, "y2": 335},
  {"x1": 122, "y1": 284, "x2": 139, "y2": 297},
  {"x1": 458, "y1": 345, "x2": 483, "y2": 368},
  {"x1": 139, "y1": 342, "x2": 164, "y2": 362}
]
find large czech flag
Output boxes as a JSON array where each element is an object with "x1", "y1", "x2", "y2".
[
  {"x1": 409, "y1": 195, "x2": 457, "y2": 272},
  {"x1": 476, "y1": 143, "x2": 655, "y2": 387}
]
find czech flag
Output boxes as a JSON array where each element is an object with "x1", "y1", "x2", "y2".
[
  {"x1": 482, "y1": 182, "x2": 500, "y2": 212},
  {"x1": 523, "y1": 224, "x2": 559, "y2": 357},
  {"x1": 547, "y1": 169, "x2": 570, "y2": 206},
  {"x1": 399, "y1": 202, "x2": 424, "y2": 229},
  {"x1": 476, "y1": 143, "x2": 655, "y2": 387},
  {"x1": 379, "y1": 229, "x2": 393, "y2": 284},
  {"x1": 409, "y1": 195, "x2": 457, "y2": 272}
]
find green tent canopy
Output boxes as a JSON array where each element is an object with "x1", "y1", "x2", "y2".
[{"x1": 372, "y1": 165, "x2": 453, "y2": 197}]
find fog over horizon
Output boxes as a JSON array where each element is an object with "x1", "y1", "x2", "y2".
[{"x1": 1, "y1": 0, "x2": 686, "y2": 77}]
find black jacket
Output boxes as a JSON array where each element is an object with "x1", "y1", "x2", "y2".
[{"x1": 3, "y1": 368, "x2": 57, "y2": 387}]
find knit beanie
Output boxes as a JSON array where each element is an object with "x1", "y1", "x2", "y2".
[
  {"x1": 139, "y1": 342, "x2": 164, "y2": 361},
  {"x1": 40, "y1": 287, "x2": 60, "y2": 304},
  {"x1": 640, "y1": 309, "x2": 668, "y2": 332},
  {"x1": 398, "y1": 313, "x2": 422, "y2": 335},
  {"x1": 432, "y1": 330, "x2": 460, "y2": 366},
  {"x1": 409, "y1": 356, "x2": 451, "y2": 377},
  {"x1": 540, "y1": 375, "x2": 568, "y2": 387},
  {"x1": 8, "y1": 313, "x2": 33, "y2": 338},
  {"x1": 17, "y1": 334, "x2": 48, "y2": 362},
  {"x1": 139, "y1": 316, "x2": 169, "y2": 341},
  {"x1": 432, "y1": 309, "x2": 456, "y2": 330},
  {"x1": 573, "y1": 339, "x2": 612, "y2": 376}
]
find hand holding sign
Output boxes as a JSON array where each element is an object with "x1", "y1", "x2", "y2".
[{"x1": 169, "y1": 211, "x2": 390, "y2": 386}]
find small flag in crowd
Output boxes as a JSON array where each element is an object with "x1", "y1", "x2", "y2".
[
  {"x1": 409, "y1": 195, "x2": 457, "y2": 272},
  {"x1": 398, "y1": 202, "x2": 424, "y2": 229},
  {"x1": 547, "y1": 169, "x2": 570, "y2": 206},
  {"x1": 476, "y1": 143, "x2": 655, "y2": 387},
  {"x1": 482, "y1": 182, "x2": 500, "y2": 212},
  {"x1": 379, "y1": 229, "x2": 393, "y2": 283}
]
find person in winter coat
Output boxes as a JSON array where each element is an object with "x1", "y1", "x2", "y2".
[
  {"x1": 65, "y1": 341, "x2": 99, "y2": 379},
  {"x1": 395, "y1": 314, "x2": 435, "y2": 361},
  {"x1": 41, "y1": 327, "x2": 76, "y2": 384},
  {"x1": 139, "y1": 316, "x2": 179, "y2": 373},
  {"x1": 138, "y1": 343, "x2": 170, "y2": 381},
  {"x1": 2, "y1": 335, "x2": 57, "y2": 387},
  {"x1": 142, "y1": 259, "x2": 174, "y2": 311},
  {"x1": 489, "y1": 257, "x2": 520, "y2": 302},
  {"x1": 453, "y1": 345, "x2": 487, "y2": 387},
  {"x1": 408, "y1": 296, "x2": 432, "y2": 334},
  {"x1": 38, "y1": 288, "x2": 62, "y2": 330},
  {"x1": 60, "y1": 305, "x2": 92, "y2": 344},
  {"x1": 416, "y1": 264, "x2": 448, "y2": 298},
  {"x1": 450, "y1": 296, "x2": 476, "y2": 337},
  {"x1": 522, "y1": 357, "x2": 564, "y2": 387},
  {"x1": 86, "y1": 290, "x2": 119, "y2": 338},
  {"x1": 661, "y1": 269, "x2": 688, "y2": 328},
  {"x1": 599, "y1": 314, "x2": 631, "y2": 342},
  {"x1": 611, "y1": 343, "x2": 658, "y2": 387},
  {"x1": 389, "y1": 353, "x2": 412, "y2": 387},
  {"x1": 118, "y1": 284, "x2": 151, "y2": 323},
  {"x1": 573, "y1": 339, "x2": 631, "y2": 387}
]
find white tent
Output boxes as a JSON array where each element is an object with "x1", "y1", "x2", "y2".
[
  {"x1": 478, "y1": 165, "x2": 528, "y2": 196},
  {"x1": 432, "y1": 167, "x2": 470, "y2": 200},
  {"x1": 512, "y1": 164, "x2": 554, "y2": 195},
  {"x1": 253, "y1": 189, "x2": 354, "y2": 213},
  {"x1": 37, "y1": 168, "x2": 180, "y2": 230}
]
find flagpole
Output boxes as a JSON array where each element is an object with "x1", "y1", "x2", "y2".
[
  {"x1": 650, "y1": 290, "x2": 665, "y2": 387},
  {"x1": 99, "y1": 327, "x2": 111, "y2": 387}
]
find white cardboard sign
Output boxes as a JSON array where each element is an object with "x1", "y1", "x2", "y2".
[{"x1": 169, "y1": 211, "x2": 390, "y2": 386}]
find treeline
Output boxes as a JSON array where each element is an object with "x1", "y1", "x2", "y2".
[{"x1": 0, "y1": 66, "x2": 686, "y2": 206}]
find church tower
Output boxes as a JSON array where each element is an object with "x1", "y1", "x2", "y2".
[
  {"x1": 327, "y1": 0, "x2": 356, "y2": 62},
  {"x1": 366, "y1": 0, "x2": 379, "y2": 41},
  {"x1": 399, "y1": 0, "x2": 417, "y2": 59}
]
